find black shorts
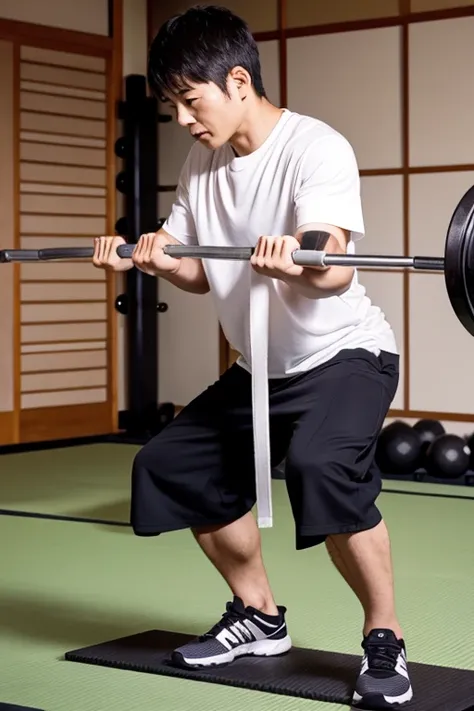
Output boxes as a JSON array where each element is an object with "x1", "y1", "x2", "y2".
[{"x1": 130, "y1": 347, "x2": 399, "y2": 549}]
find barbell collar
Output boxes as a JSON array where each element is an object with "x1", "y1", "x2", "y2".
[
  {"x1": 308, "y1": 253, "x2": 416, "y2": 269},
  {"x1": 320, "y1": 254, "x2": 444, "y2": 271}
]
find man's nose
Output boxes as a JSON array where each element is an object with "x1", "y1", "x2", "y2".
[{"x1": 176, "y1": 104, "x2": 196, "y2": 127}]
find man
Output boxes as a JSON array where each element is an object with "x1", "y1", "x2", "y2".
[{"x1": 93, "y1": 5, "x2": 412, "y2": 709}]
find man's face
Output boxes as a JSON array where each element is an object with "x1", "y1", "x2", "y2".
[{"x1": 165, "y1": 73, "x2": 247, "y2": 149}]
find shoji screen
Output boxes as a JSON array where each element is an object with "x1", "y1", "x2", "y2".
[
  {"x1": 408, "y1": 16, "x2": 474, "y2": 417},
  {"x1": 18, "y1": 45, "x2": 114, "y2": 441},
  {"x1": 286, "y1": 5, "x2": 474, "y2": 422},
  {"x1": 0, "y1": 0, "x2": 109, "y2": 34}
]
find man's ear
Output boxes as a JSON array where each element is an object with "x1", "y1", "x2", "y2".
[{"x1": 229, "y1": 66, "x2": 252, "y2": 91}]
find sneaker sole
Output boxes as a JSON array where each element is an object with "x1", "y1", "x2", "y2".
[
  {"x1": 352, "y1": 687, "x2": 413, "y2": 709},
  {"x1": 171, "y1": 635, "x2": 293, "y2": 669}
]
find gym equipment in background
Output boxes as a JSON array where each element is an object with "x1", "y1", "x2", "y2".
[
  {"x1": 413, "y1": 419, "x2": 446, "y2": 454},
  {"x1": 377, "y1": 418, "x2": 474, "y2": 487},
  {"x1": 375, "y1": 421, "x2": 423, "y2": 475},
  {"x1": 115, "y1": 75, "x2": 175, "y2": 440},
  {"x1": 424, "y1": 434, "x2": 471, "y2": 480}
]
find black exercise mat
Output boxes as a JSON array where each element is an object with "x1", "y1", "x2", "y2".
[
  {"x1": 65, "y1": 629, "x2": 474, "y2": 710},
  {"x1": 0, "y1": 704, "x2": 44, "y2": 710}
]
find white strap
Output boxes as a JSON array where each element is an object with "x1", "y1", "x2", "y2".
[{"x1": 249, "y1": 269, "x2": 272, "y2": 528}]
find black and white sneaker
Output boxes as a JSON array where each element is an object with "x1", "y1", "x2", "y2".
[
  {"x1": 171, "y1": 596, "x2": 292, "y2": 668},
  {"x1": 352, "y1": 629, "x2": 413, "y2": 709}
]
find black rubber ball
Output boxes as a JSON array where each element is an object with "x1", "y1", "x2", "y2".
[
  {"x1": 413, "y1": 419, "x2": 445, "y2": 452},
  {"x1": 425, "y1": 434, "x2": 470, "y2": 479},
  {"x1": 464, "y1": 432, "x2": 474, "y2": 469},
  {"x1": 375, "y1": 421, "x2": 422, "y2": 475}
]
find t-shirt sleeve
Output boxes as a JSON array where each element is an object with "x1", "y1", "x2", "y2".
[
  {"x1": 294, "y1": 133, "x2": 365, "y2": 241},
  {"x1": 162, "y1": 159, "x2": 198, "y2": 245}
]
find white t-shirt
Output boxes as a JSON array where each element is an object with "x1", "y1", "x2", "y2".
[{"x1": 164, "y1": 109, "x2": 398, "y2": 378}]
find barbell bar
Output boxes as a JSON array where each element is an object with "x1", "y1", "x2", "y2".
[
  {"x1": 1, "y1": 183, "x2": 474, "y2": 337},
  {"x1": 0, "y1": 245, "x2": 445, "y2": 269}
]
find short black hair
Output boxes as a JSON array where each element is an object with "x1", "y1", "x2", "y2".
[{"x1": 148, "y1": 5, "x2": 266, "y2": 101}]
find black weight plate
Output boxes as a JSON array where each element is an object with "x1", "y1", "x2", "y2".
[{"x1": 444, "y1": 184, "x2": 474, "y2": 337}]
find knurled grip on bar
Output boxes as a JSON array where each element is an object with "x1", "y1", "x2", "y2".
[{"x1": 116, "y1": 244, "x2": 328, "y2": 265}]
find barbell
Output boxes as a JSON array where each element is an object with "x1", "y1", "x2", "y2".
[{"x1": 2, "y1": 183, "x2": 474, "y2": 337}]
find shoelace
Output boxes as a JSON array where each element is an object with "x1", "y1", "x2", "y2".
[
  {"x1": 200, "y1": 603, "x2": 247, "y2": 641},
  {"x1": 364, "y1": 641, "x2": 401, "y2": 671}
]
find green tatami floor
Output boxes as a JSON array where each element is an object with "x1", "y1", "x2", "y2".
[
  {"x1": 1, "y1": 444, "x2": 473, "y2": 525},
  {"x1": 1, "y1": 444, "x2": 474, "y2": 711}
]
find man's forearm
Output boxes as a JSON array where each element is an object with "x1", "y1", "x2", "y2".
[
  {"x1": 285, "y1": 228, "x2": 354, "y2": 298},
  {"x1": 284, "y1": 265, "x2": 355, "y2": 299},
  {"x1": 162, "y1": 257, "x2": 210, "y2": 294}
]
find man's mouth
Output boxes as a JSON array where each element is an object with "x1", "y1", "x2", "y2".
[{"x1": 192, "y1": 131, "x2": 209, "y2": 140}]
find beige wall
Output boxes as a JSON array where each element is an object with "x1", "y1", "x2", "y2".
[
  {"x1": 122, "y1": 0, "x2": 148, "y2": 77},
  {"x1": 0, "y1": 0, "x2": 109, "y2": 34},
  {"x1": 287, "y1": 0, "x2": 400, "y2": 27},
  {"x1": 411, "y1": 0, "x2": 474, "y2": 9},
  {"x1": 150, "y1": 0, "x2": 277, "y2": 36}
]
